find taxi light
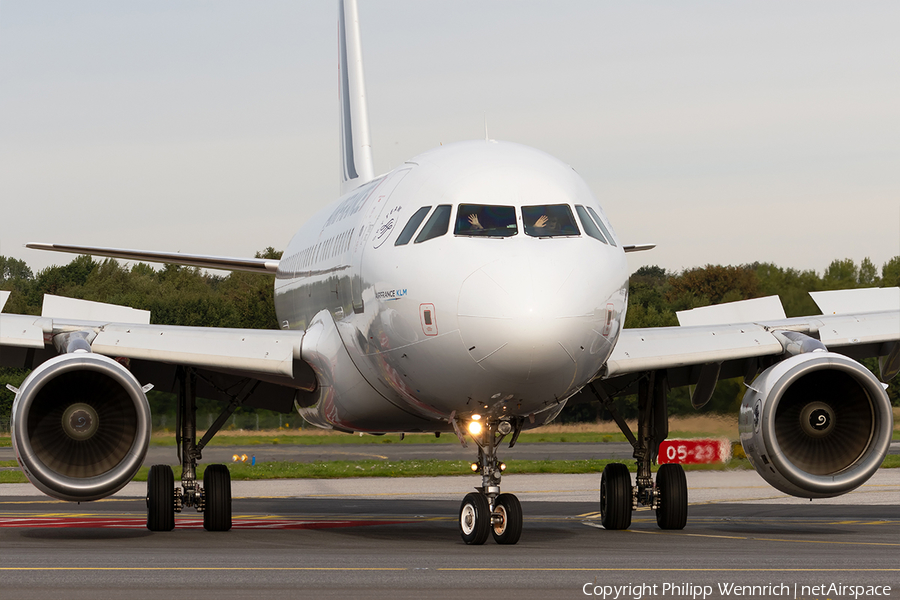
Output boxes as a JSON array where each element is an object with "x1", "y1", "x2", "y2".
[
  {"x1": 470, "y1": 463, "x2": 479, "y2": 472},
  {"x1": 467, "y1": 420, "x2": 483, "y2": 436},
  {"x1": 471, "y1": 414, "x2": 482, "y2": 421},
  {"x1": 499, "y1": 462, "x2": 507, "y2": 471}
]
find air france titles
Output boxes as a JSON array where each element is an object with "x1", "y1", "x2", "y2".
[{"x1": 375, "y1": 289, "x2": 407, "y2": 301}]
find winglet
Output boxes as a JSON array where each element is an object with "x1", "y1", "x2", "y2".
[{"x1": 338, "y1": 0, "x2": 375, "y2": 195}]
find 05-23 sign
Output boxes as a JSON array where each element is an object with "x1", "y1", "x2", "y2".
[{"x1": 658, "y1": 439, "x2": 731, "y2": 464}]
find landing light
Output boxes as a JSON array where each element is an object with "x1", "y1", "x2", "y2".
[
  {"x1": 499, "y1": 463, "x2": 507, "y2": 471},
  {"x1": 470, "y1": 463, "x2": 479, "y2": 472},
  {"x1": 467, "y1": 420, "x2": 483, "y2": 436}
]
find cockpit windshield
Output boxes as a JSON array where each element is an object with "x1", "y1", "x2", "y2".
[
  {"x1": 522, "y1": 204, "x2": 580, "y2": 237},
  {"x1": 454, "y1": 204, "x2": 518, "y2": 237}
]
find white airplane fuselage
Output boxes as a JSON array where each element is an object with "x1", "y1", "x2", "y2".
[{"x1": 274, "y1": 140, "x2": 629, "y2": 433}]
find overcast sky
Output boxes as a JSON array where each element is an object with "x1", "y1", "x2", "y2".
[{"x1": 1, "y1": 1, "x2": 898, "y2": 277}]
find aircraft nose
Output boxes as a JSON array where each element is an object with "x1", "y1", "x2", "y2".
[{"x1": 457, "y1": 255, "x2": 595, "y2": 390}]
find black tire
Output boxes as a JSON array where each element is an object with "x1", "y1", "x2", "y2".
[
  {"x1": 459, "y1": 492, "x2": 490, "y2": 545},
  {"x1": 203, "y1": 464, "x2": 232, "y2": 532},
  {"x1": 146, "y1": 464, "x2": 175, "y2": 532},
  {"x1": 600, "y1": 463, "x2": 632, "y2": 530},
  {"x1": 656, "y1": 463, "x2": 688, "y2": 530},
  {"x1": 491, "y1": 493, "x2": 523, "y2": 545}
]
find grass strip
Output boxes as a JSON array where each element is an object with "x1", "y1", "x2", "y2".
[
  {"x1": 1, "y1": 454, "x2": 897, "y2": 485},
  {"x1": 4, "y1": 429, "x2": 899, "y2": 448}
]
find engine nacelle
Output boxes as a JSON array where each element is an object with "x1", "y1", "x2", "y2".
[
  {"x1": 11, "y1": 353, "x2": 151, "y2": 502},
  {"x1": 740, "y1": 352, "x2": 893, "y2": 498}
]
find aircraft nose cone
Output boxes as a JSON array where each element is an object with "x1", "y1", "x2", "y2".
[{"x1": 457, "y1": 256, "x2": 584, "y2": 387}]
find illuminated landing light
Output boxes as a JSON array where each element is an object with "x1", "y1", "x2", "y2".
[
  {"x1": 467, "y1": 420, "x2": 483, "y2": 436},
  {"x1": 499, "y1": 463, "x2": 507, "y2": 472},
  {"x1": 470, "y1": 463, "x2": 479, "y2": 472}
]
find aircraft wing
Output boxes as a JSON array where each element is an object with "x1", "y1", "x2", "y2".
[
  {"x1": 0, "y1": 313, "x2": 301, "y2": 377},
  {"x1": 0, "y1": 304, "x2": 314, "y2": 415},
  {"x1": 25, "y1": 243, "x2": 280, "y2": 274},
  {"x1": 600, "y1": 288, "x2": 900, "y2": 389}
]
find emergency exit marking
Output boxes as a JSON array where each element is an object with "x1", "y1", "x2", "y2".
[{"x1": 420, "y1": 303, "x2": 437, "y2": 336}]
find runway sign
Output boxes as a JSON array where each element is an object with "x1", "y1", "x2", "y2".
[{"x1": 658, "y1": 439, "x2": 731, "y2": 464}]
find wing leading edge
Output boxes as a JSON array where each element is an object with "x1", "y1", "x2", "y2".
[
  {"x1": 601, "y1": 288, "x2": 899, "y2": 385},
  {"x1": 26, "y1": 243, "x2": 279, "y2": 274}
]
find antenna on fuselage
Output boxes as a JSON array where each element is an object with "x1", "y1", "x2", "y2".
[
  {"x1": 484, "y1": 113, "x2": 489, "y2": 141},
  {"x1": 338, "y1": 0, "x2": 375, "y2": 195}
]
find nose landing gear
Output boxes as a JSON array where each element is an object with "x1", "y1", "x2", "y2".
[{"x1": 457, "y1": 417, "x2": 523, "y2": 545}]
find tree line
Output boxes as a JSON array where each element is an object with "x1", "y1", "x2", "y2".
[{"x1": 1, "y1": 252, "x2": 898, "y2": 428}]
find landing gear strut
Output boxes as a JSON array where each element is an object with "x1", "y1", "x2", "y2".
[
  {"x1": 589, "y1": 371, "x2": 688, "y2": 530},
  {"x1": 457, "y1": 417, "x2": 523, "y2": 545},
  {"x1": 146, "y1": 367, "x2": 257, "y2": 532}
]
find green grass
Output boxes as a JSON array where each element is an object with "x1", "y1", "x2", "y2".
[
  {"x1": 150, "y1": 431, "x2": 636, "y2": 447},
  {"x1": 2, "y1": 454, "x2": 897, "y2": 485},
  {"x1": 4, "y1": 428, "x2": 898, "y2": 449}
]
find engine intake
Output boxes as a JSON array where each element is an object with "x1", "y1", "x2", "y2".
[
  {"x1": 11, "y1": 353, "x2": 151, "y2": 502},
  {"x1": 740, "y1": 352, "x2": 893, "y2": 498}
]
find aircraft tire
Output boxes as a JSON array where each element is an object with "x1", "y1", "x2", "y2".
[
  {"x1": 655, "y1": 463, "x2": 687, "y2": 530},
  {"x1": 600, "y1": 463, "x2": 632, "y2": 530},
  {"x1": 203, "y1": 464, "x2": 232, "y2": 532},
  {"x1": 491, "y1": 493, "x2": 522, "y2": 545},
  {"x1": 459, "y1": 492, "x2": 490, "y2": 545},
  {"x1": 146, "y1": 464, "x2": 175, "y2": 532}
]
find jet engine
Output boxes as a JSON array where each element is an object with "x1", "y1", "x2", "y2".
[
  {"x1": 11, "y1": 353, "x2": 151, "y2": 502},
  {"x1": 739, "y1": 352, "x2": 893, "y2": 498}
]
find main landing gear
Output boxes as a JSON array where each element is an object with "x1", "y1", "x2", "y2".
[
  {"x1": 146, "y1": 367, "x2": 257, "y2": 532},
  {"x1": 457, "y1": 417, "x2": 523, "y2": 545},
  {"x1": 589, "y1": 371, "x2": 688, "y2": 531}
]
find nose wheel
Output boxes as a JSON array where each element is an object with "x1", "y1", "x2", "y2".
[
  {"x1": 459, "y1": 492, "x2": 491, "y2": 545},
  {"x1": 457, "y1": 417, "x2": 523, "y2": 545},
  {"x1": 491, "y1": 493, "x2": 522, "y2": 544}
]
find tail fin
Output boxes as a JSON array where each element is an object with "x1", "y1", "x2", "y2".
[{"x1": 338, "y1": 0, "x2": 375, "y2": 195}]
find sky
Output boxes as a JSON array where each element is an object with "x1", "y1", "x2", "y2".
[{"x1": 1, "y1": 1, "x2": 898, "y2": 277}]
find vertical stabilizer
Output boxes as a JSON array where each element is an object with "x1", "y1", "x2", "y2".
[{"x1": 339, "y1": 0, "x2": 375, "y2": 195}]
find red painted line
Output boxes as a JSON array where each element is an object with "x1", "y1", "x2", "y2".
[{"x1": 0, "y1": 517, "x2": 410, "y2": 530}]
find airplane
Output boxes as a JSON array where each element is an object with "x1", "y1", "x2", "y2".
[{"x1": 1, "y1": 0, "x2": 897, "y2": 545}]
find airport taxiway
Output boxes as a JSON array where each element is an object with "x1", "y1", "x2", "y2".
[{"x1": 0, "y1": 469, "x2": 897, "y2": 599}]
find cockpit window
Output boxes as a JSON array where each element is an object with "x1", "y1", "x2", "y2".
[
  {"x1": 522, "y1": 204, "x2": 580, "y2": 237},
  {"x1": 395, "y1": 206, "x2": 432, "y2": 246},
  {"x1": 454, "y1": 204, "x2": 518, "y2": 237},
  {"x1": 414, "y1": 204, "x2": 452, "y2": 243},
  {"x1": 586, "y1": 206, "x2": 617, "y2": 247},
  {"x1": 575, "y1": 205, "x2": 608, "y2": 244}
]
